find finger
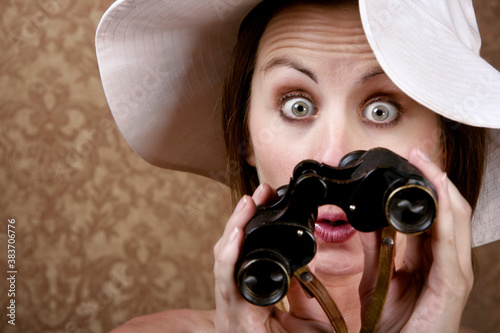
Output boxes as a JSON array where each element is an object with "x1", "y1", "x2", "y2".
[
  {"x1": 214, "y1": 183, "x2": 277, "y2": 257},
  {"x1": 408, "y1": 147, "x2": 456, "y2": 247},
  {"x1": 214, "y1": 195, "x2": 256, "y2": 308},
  {"x1": 214, "y1": 195, "x2": 251, "y2": 257},
  {"x1": 439, "y1": 176, "x2": 474, "y2": 285},
  {"x1": 252, "y1": 183, "x2": 279, "y2": 206},
  {"x1": 445, "y1": 179, "x2": 473, "y2": 265}
]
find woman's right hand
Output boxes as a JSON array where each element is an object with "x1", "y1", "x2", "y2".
[
  {"x1": 213, "y1": 184, "x2": 334, "y2": 333},
  {"x1": 213, "y1": 183, "x2": 280, "y2": 332}
]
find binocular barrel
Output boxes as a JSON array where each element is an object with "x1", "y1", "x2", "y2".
[
  {"x1": 235, "y1": 223, "x2": 316, "y2": 306},
  {"x1": 385, "y1": 181, "x2": 437, "y2": 234}
]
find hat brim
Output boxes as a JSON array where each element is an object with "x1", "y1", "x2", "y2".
[
  {"x1": 96, "y1": 0, "x2": 260, "y2": 181},
  {"x1": 472, "y1": 130, "x2": 500, "y2": 247}
]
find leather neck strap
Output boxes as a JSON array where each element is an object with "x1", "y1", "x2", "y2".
[
  {"x1": 294, "y1": 227, "x2": 397, "y2": 333},
  {"x1": 294, "y1": 265, "x2": 348, "y2": 333}
]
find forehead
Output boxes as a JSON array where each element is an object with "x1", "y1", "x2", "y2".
[{"x1": 256, "y1": 3, "x2": 376, "y2": 69}]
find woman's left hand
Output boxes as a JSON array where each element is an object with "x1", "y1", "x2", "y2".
[{"x1": 359, "y1": 146, "x2": 474, "y2": 332}]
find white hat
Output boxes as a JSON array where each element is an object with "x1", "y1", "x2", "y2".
[{"x1": 95, "y1": 0, "x2": 500, "y2": 246}]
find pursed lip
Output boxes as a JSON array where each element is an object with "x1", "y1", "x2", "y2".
[{"x1": 314, "y1": 205, "x2": 356, "y2": 243}]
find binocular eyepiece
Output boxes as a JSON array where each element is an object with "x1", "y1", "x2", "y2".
[{"x1": 235, "y1": 148, "x2": 438, "y2": 306}]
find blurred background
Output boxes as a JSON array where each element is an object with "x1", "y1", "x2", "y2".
[{"x1": 0, "y1": 0, "x2": 499, "y2": 332}]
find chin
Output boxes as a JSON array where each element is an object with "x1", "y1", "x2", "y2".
[{"x1": 312, "y1": 236, "x2": 365, "y2": 277}]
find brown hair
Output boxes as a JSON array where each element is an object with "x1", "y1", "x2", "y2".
[
  {"x1": 219, "y1": 0, "x2": 487, "y2": 211},
  {"x1": 440, "y1": 119, "x2": 487, "y2": 211}
]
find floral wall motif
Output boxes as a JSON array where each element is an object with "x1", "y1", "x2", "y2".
[{"x1": 0, "y1": 0, "x2": 499, "y2": 332}]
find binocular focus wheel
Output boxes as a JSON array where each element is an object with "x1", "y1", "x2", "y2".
[{"x1": 338, "y1": 150, "x2": 366, "y2": 167}]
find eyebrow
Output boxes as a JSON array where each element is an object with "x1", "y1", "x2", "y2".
[
  {"x1": 360, "y1": 67, "x2": 386, "y2": 83},
  {"x1": 261, "y1": 57, "x2": 318, "y2": 84}
]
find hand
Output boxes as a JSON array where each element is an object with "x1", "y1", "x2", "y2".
[
  {"x1": 213, "y1": 184, "x2": 334, "y2": 333},
  {"x1": 359, "y1": 147, "x2": 474, "y2": 332},
  {"x1": 213, "y1": 184, "x2": 279, "y2": 333}
]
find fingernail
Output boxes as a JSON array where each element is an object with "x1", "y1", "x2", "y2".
[
  {"x1": 228, "y1": 227, "x2": 240, "y2": 244},
  {"x1": 252, "y1": 184, "x2": 263, "y2": 200},
  {"x1": 234, "y1": 195, "x2": 248, "y2": 214},
  {"x1": 417, "y1": 147, "x2": 431, "y2": 162}
]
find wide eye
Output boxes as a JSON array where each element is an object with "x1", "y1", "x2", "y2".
[
  {"x1": 363, "y1": 101, "x2": 398, "y2": 124},
  {"x1": 282, "y1": 97, "x2": 316, "y2": 118}
]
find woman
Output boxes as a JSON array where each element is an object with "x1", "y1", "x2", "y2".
[{"x1": 96, "y1": 0, "x2": 500, "y2": 331}]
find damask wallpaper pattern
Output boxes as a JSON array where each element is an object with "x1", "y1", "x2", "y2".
[{"x1": 0, "y1": 1, "x2": 498, "y2": 332}]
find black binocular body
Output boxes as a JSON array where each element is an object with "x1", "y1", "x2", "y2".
[{"x1": 235, "y1": 148, "x2": 437, "y2": 306}]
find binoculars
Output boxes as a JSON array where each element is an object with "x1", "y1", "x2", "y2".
[{"x1": 235, "y1": 148, "x2": 437, "y2": 306}]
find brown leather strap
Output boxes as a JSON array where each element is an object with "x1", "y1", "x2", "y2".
[
  {"x1": 360, "y1": 226, "x2": 397, "y2": 332},
  {"x1": 294, "y1": 227, "x2": 396, "y2": 333},
  {"x1": 294, "y1": 266, "x2": 348, "y2": 333}
]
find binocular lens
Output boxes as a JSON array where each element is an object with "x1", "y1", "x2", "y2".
[
  {"x1": 237, "y1": 258, "x2": 289, "y2": 306},
  {"x1": 386, "y1": 185, "x2": 436, "y2": 233}
]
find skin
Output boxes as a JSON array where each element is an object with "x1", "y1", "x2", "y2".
[{"x1": 112, "y1": 4, "x2": 474, "y2": 333}]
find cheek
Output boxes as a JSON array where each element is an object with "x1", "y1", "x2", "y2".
[
  {"x1": 248, "y1": 112, "x2": 304, "y2": 187},
  {"x1": 401, "y1": 113, "x2": 444, "y2": 166},
  {"x1": 251, "y1": 134, "x2": 300, "y2": 187},
  {"x1": 418, "y1": 123, "x2": 445, "y2": 167},
  {"x1": 373, "y1": 113, "x2": 443, "y2": 166}
]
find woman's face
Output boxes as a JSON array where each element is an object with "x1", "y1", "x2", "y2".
[{"x1": 246, "y1": 3, "x2": 443, "y2": 276}]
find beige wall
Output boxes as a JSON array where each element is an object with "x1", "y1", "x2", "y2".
[{"x1": 1, "y1": 1, "x2": 499, "y2": 332}]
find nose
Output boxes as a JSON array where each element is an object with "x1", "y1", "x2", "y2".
[{"x1": 312, "y1": 116, "x2": 359, "y2": 167}]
